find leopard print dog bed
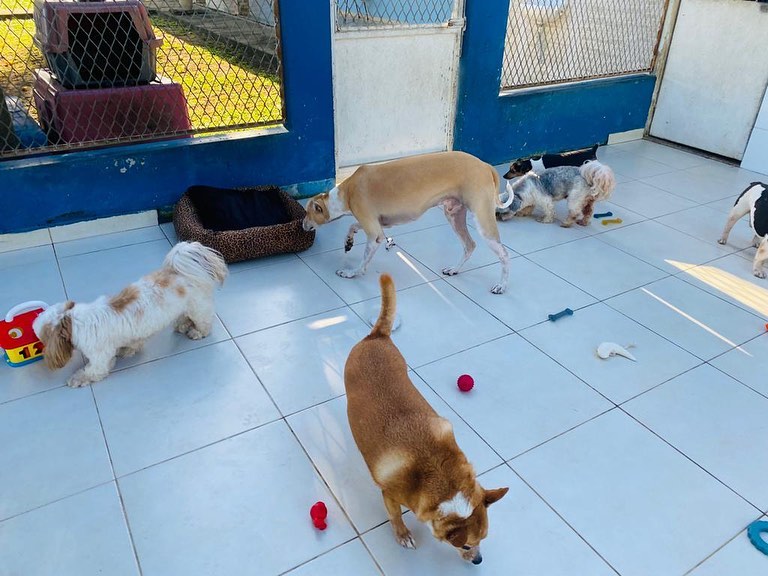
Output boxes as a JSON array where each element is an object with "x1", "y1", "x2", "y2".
[{"x1": 173, "y1": 186, "x2": 315, "y2": 263}]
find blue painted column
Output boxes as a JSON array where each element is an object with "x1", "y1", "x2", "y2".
[{"x1": 454, "y1": 0, "x2": 657, "y2": 165}]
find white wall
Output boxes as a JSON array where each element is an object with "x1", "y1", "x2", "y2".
[{"x1": 741, "y1": 88, "x2": 768, "y2": 176}]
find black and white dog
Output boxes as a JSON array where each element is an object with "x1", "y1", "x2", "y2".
[
  {"x1": 718, "y1": 181, "x2": 768, "y2": 279},
  {"x1": 502, "y1": 144, "x2": 599, "y2": 180}
]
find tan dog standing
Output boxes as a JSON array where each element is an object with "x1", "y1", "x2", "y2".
[
  {"x1": 302, "y1": 151, "x2": 512, "y2": 294},
  {"x1": 344, "y1": 274, "x2": 508, "y2": 564}
]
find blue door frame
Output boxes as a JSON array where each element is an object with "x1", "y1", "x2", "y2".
[
  {"x1": 453, "y1": 0, "x2": 658, "y2": 166},
  {"x1": 0, "y1": 0, "x2": 335, "y2": 234}
]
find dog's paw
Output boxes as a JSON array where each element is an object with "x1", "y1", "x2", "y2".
[
  {"x1": 442, "y1": 267, "x2": 460, "y2": 276},
  {"x1": 536, "y1": 216, "x2": 554, "y2": 224},
  {"x1": 395, "y1": 531, "x2": 416, "y2": 549},
  {"x1": 385, "y1": 237, "x2": 396, "y2": 251},
  {"x1": 560, "y1": 222, "x2": 573, "y2": 228},
  {"x1": 344, "y1": 238, "x2": 354, "y2": 252},
  {"x1": 175, "y1": 318, "x2": 193, "y2": 333},
  {"x1": 185, "y1": 327, "x2": 206, "y2": 340},
  {"x1": 67, "y1": 374, "x2": 92, "y2": 388},
  {"x1": 490, "y1": 284, "x2": 505, "y2": 295},
  {"x1": 336, "y1": 268, "x2": 358, "y2": 279},
  {"x1": 717, "y1": 238, "x2": 727, "y2": 245},
  {"x1": 754, "y1": 270, "x2": 767, "y2": 279},
  {"x1": 117, "y1": 346, "x2": 139, "y2": 358},
  {"x1": 576, "y1": 219, "x2": 590, "y2": 227}
]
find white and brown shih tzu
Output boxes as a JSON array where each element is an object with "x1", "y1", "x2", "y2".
[{"x1": 33, "y1": 241, "x2": 228, "y2": 387}]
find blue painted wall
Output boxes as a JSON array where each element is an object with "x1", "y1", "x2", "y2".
[
  {"x1": 454, "y1": 0, "x2": 657, "y2": 166},
  {"x1": 0, "y1": 0, "x2": 335, "y2": 234}
]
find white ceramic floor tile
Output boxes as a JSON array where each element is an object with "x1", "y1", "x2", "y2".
[
  {"x1": 159, "y1": 222, "x2": 178, "y2": 244},
  {"x1": 600, "y1": 151, "x2": 677, "y2": 180},
  {"x1": 0, "y1": 387, "x2": 112, "y2": 520},
  {"x1": 394, "y1": 224, "x2": 506, "y2": 276},
  {"x1": 237, "y1": 309, "x2": 370, "y2": 415},
  {"x1": 93, "y1": 341, "x2": 279, "y2": 476},
  {"x1": 0, "y1": 352, "x2": 80, "y2": 404},
  {"x1": 58, "y1": 239, "x2": 173, "y2": 302},
  {"x1": 512, "y1": 410, "x2": 759, "y2": 576},
  {"x1": 626, "y1": 364, "x2": 768, "y2": 510},
  {"x1": 302, "y1": 244, "x2": 438, "y2": 305},
  {"x1": 688, "y1": 518, "x2": 767, "y2": 576},
  {"x1": 493, "y1": 213, "x2": 592, "y2": 255},
  {"x1": 444, "y1": 258, "x2": 596, "y2": 331},
  {"x1": 579, "y1": 201, "x2": 647, "y2": 236},
  {"x1": 610, "y1": 140, "x2": 709, "y2": 169},
  {"x1": 656, "y1": 204, "x2": 754, "y2": 252},
  {"x1": 54, "y1": 226, "x2": 168, "y2": 258},
  {"x1": 119, "y1": 420, "x2": 356, "y2": 576},
  {"x1": 0, "y1": 227, "x2": 50, "y2": 254},
  {"x1": 606, "y1": 276, "x2": 764, "y2": 360},
  {"x1": 710, "y1": 334, "x2": 768, "y2": 398},
  {"x1": 0, "y1": 483, "x2": 139, "y2": 576},
  {"x1": 683, "y1": 162, "x2": 765, "y2": 191},
  {"x1": 363, "y1": 465, "x2": 615, "y2": 576},
  {"x1": 0, "y1": 245, "x2": 66, "y2": 316},
  {"x1": 227, "y1": 252, "x2": 300, "y2": 275},
  {"x1": 526, "y1": 237, "x2": 667, "y2": 300},
  {"x1": 609, "y1": 180, "x2": 698, "y2": 219},
  {"x1": 706, "y1": 196, "x2": 739, "y2": 215},
  {"x1": 215, "y1": 259, "x2": 345, "y2": 336},
  {"x1": 642, "y1": 169, "x2": 739, "y2": 204},
  {"x1": 288, "y1": 374, "x2": 503, "y2": 534},
  {"x1": 350, "y1": 281, "x2": 510, "y2": 368},
  {"x1": 520, "y1": 303, "x2": 700, "y2": 403},
  {"x1": 599, "y1": 220, "x2": 729, "y2": 274},
  {"x1": 416, "y1": 335, "x2": 611, "y2": 459},
  {"x1": 285, "y1": 540, "x2": 381, "y2": 576},
  {"x1": 675, "y1": 253, "x2": 768, "y2": 320},
  {"x1": 112, "y1": 314, "x2": 230, "y2": 372}
]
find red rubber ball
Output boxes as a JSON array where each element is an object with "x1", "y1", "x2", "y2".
[{"x1": 457, "y1": 374, "x2": 474, "y2": 392}]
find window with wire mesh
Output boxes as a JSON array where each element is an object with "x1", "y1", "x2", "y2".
[
  {"x1": 501, "y1": 0, "x2": 668, "y2": 90},
  {"x1": 336, "y1": 0, "x2": 456, "y2": 30},
  {"x1": 0, "y1": 0, "x2": 283, "y2": 159}
]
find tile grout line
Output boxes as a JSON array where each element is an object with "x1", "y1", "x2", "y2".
[{"x1": 503, "y1": 461, "x2": 623, "y2": 576}]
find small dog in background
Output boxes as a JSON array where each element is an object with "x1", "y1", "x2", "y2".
[
  {"x1": 497, "y1": 161, "x2": 616, "y2": 227},
  {"x1": 718, "y1": 181, "x2": 768, "y2": 278},
  {"x1": 34, "y1": 241, "x2": 228, "y2": 387},
  {"x1": 502, "y1": 144, "x2": 598, "y2": 180}
]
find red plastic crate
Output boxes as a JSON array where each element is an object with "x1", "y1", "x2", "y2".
[
  {"x1": 33, "y1": 0, "x2": 161, "y2": 88},
  {"x1": 33, "y1": 68, "x2": 191, "y2": 144}
]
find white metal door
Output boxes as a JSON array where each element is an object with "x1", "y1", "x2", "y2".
[
  {"x1": 650, "y1": 0, "x2": 768, "y2": 160},
  {"x1": 332, "y1": 1, "x2": 465, "y2": 168}
]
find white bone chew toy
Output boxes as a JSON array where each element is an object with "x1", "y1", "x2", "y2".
[{"x1": 596, "y1": 342, "x2": 636, "y2": 361}]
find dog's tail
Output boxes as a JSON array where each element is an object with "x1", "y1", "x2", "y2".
[
  {"x1": 579, "y1": 160, "x2": 616, "y2": 200},
  {"x1": 370, "y1": 274, "x2": 396, "y2": 338},
  {"x1": 164, "y1": 242, "x2": 229, "y2": 286}
]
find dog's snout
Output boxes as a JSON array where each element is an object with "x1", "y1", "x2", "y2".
[
  {"x1": 471, "y1": 553, "x2": 483, "y2": 565},
  {"x1": 301, "y1": 218, "x2": 314, "y2": 232}
]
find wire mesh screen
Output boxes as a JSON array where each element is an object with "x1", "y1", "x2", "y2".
[
  {"x1": 0, "y1": 0, "x2": 283, "y2": 159},
  {"x1": 336, "y1": 0, "x2": 456, "y2": 30},
  {"x1": 501, "y1": 0, "x2": 668, "y2": 90}
]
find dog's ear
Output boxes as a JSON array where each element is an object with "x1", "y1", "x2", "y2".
[
  {"x1": 446, "y1": 525, "x2": 468, "y2": 548},
  {"x1": 483, "y1": 487, "x2": 509, "y2": 507},
  {"x1": 43, "y1": 313, "x2": 74, "y2": 370}
]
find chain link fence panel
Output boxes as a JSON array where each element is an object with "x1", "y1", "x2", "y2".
[
  {"x1": 0, "y1": 0, "x2": 283, "y2": 159},
  {"x1": 336, "y1": 0, "x2": 456, "y2": 30},
  {"x1": 502, "y1": 0, "x2": 668, "y2": 90}
]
